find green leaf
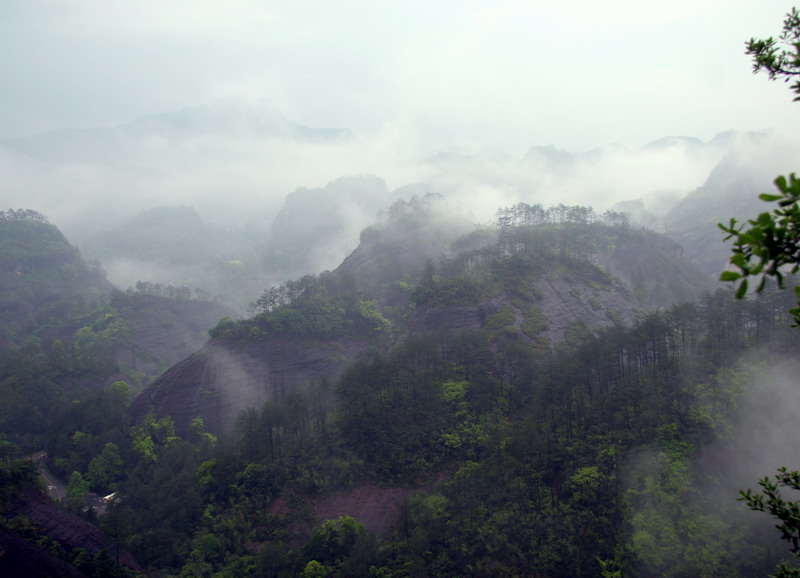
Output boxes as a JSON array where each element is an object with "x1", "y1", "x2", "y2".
[
  {"x1": 730, "y1": 253, "x2": 748, "y2": 269},
  {"x1": 735, "y1": 279, "x2": 749, "y2": 299},
  {"x1": 720, "y1": 271, "x2": 742, "y2": 282},
  {"x1": 760, "y1": 193, "x2": 784, "y2": 202}
]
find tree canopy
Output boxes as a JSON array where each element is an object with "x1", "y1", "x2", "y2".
[{"x1": 746, "y1": 7, "x2": 800, "y2": 99}]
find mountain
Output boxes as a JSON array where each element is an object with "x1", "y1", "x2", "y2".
[
  {"x1": 262, "y1": 175, "x2": 414, "y2": 278},
  {"x1": 0, "y1": 210, "x2": 112, "y2": 348},
  {"x1": 0, "y1": 210, "x2": 238, "y2": 453},
  {"x1": 2, "y1": 194, "x2": 792, "y2": 576},
  {"x1": 639, "y1": 135, "x2": 706, "y2": 152},
  {"x1": 664, "y1": 131, "x2": 800, "y2": 275},
  {"x1": 0, "y1": 99, "x2": 351, "y2": 164},
  {"x1": 131, "y1": 200, "x2": 714, "y2": 435},
  {"x1": 78, "y1": 176, "x2": 422, "y2": 311},
  {"x1": 130, "y1": 193, "x2": 475, "y2": 434},
  {"x1": 79, "y1": 205, "x2": 267, "y2": 309}
]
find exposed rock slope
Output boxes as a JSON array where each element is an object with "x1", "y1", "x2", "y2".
[
  {"x1": 131, "y1": 336, "x2": 370, "y2": 435},
  {"x1": 110, "y1": 293, "x2": 237, "y2": 387},
  {"x1": 0, "y1": 524, "x2": 86, "y2": 577},
  {"x1": 2, "y1": 487, "x2": 141, "y2": 573},
  {"x1": 594, "y1": 229, "x2": 716, "y2": 307}
]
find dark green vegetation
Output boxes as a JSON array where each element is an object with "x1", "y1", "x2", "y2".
[
  {"x1": 0, "y1": 209, "x2": 111, "y2": 348},
  {"x1": 3, "y1": 194, "x2": 800, "y2": 576},
  {"x1": 740, "y1": 469, "x2": 800, "y2": 578},
  {"x1": 44, "y1": 286, "x2": 800, "y2": 576},
  {"x1": 0, "y1": 209, "x2": 232, "y2": 449},
  {"x1": 745, "y1": 7, "x2": 800, "y2": 100},
  {"x1": 720, "y1": 173, "x2": 800, "y2": 321}
]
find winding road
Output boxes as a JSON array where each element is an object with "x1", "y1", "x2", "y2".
[{"x1": 30, "y1": 451, "x2": 108, "y2": 514}]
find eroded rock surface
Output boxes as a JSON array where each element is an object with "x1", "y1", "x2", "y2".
[
  {"x1": 4, "y1": 487, "x2": 141, "y2": 573},
  {"x1": 111, "y1": 294, "x2": 237, "y2": 383},
  {"x1": 131, "y1": 336, "x2": 371, "y2": 435}
]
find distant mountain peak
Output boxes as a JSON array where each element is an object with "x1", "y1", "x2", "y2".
[
  {"x1": 640, "y1": 135, "x2": 706, "y2": 151},
  {"x1": 120, "y1": 98, "x2": 288, "y2": 137},
  {"x1": 0, "y1": 100, "x2": 352, "y2": 162}
]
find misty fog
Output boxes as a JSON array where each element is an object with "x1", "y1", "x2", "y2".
[{"x1": 3, "y1": 100, "x2": 800, "y2": 298}]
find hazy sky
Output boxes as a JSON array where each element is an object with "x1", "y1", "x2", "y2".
[{"x1": 2, "y1": 0, "x2": 800, "y2": 153}]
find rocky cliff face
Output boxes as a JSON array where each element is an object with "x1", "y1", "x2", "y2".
[
  {"x1": 110, "y1": 294, "x2": 237, "y2": 387},
  {"x1": 409, "y1": 272, "x2": 641, "y2": 345},
  {"x1": 0, "y1": 524, "x2": 86, "y2": 577},
  {"x1": 594, "y1": 230, "x2": 717, "y2": 308},
  {"x1": 130, "y1": 335, "x2": 372, "y2": 435},
  {"x1": 1, "y1": 487, "x2": 141, "y2": 574}
]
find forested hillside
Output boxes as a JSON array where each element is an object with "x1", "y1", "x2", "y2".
[
  {"x1": 114, "y1": 198, "x2": 795, "y2": 575},
  {"x1": 1, "y1": 196, "x2": 798, "y2": 576},
  {"x1": 0, "y1": 209, "x2": 236, "y2": 445},
  {"x1": 0, "y1": 209, "x2": 112, "y2": 348},
  {"x1": 101, "y1": 285, "x2": 800, "y2": 576},
  {"x1": 132, "y1": 197, "x2": 708, "y2": 435}
]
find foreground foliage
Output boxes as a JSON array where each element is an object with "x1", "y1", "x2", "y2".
[{"x1": 720, "y1": 9, "x2": 800, "y2": 576}]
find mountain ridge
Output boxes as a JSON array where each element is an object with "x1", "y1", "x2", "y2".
[
  {"x1": 0, "y1": 100, "x2": 352, "y2": 163},
  {"x1": 131, "y1": 204, "x2": 714, "y2": 435}
]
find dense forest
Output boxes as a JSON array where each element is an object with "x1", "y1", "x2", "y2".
[{"x1": 1, "y1": 200, "x2": 799, "y2": 576}]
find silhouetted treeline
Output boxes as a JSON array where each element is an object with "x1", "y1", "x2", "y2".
[{"x1": 129, "y1": 280, "x2": 215, "y2": 302}]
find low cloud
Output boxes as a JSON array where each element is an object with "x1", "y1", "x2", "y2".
[{"x1": 1, "y1": 101, "x2": 797, "y2": 279}]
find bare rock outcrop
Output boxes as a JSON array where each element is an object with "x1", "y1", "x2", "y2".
[
  {"x1": 270, "y1": 485, "x2": 411, "y2": 540},
  {"x1": 408, "y1": 274, "x2": 641, "y2": 348},
  {"x1": 0, "y1": 523, "x2": 86, "y2": 577},
  {"x1": 533, "y1": 275, "x2": 640, "y2": 346},
  {"x1": 111, "y1": 294, "x2": 237, "y2": 382},
  {"x1": 594, "y1": 232, "x2": 716, "y2": 308},
  {"x1": 131, "y1": 336, "x2": 371, "y2": 435},
  {"x1": 3, "y1": 488, "x2": 141, "y2": 573},
  {"x1": 408, "y1": 299, "x2": 503, "y2": 334}
]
